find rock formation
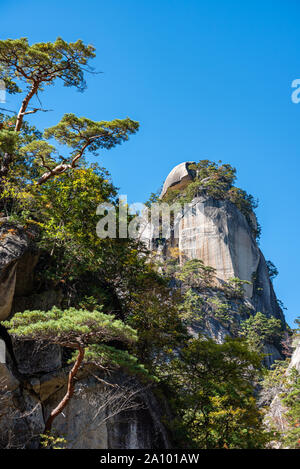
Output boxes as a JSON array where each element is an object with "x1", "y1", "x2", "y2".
[
  {"x1": 0, "y1": 220, "x2": 39, "y2": 321},
  {"x1": 0, "y1": 341, "x2": 170, "y2": 449},
  {"x1": 160, "y1": 161, "x2": 196, "y2": 198},
  {"x1": 141, "y1": 162, "x2": 285, "y2": 359}
]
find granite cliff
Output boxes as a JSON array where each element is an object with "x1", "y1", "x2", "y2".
[{"x1": 141, "y1": 162, "x2": 285, "y2": 362}]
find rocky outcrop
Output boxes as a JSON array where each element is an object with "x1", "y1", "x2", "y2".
[
  {"x1": 0, "y1": 220, "x2": 64, "y2": 320},
  {"x1": 0, "y1": 344, "x2": 171, "y2": 449},
  {"x1": 160, "y1": 161, "x2": 195, "y2": 199},
  {"x1": 12, "y1": 340, "x2": 62, "y2": 375},
  {"x1": 0, "y1": 220, "x2": 39, "y2": 320},
  {"x1": 140, "y1": 163, "x2": 286, "y2": 361},
  {"x1": 43, "y1": 373, "x2": 170, "y2": 449},
  {"x1": 177, "y1": 196, "x2": 259, "y2": 296}
]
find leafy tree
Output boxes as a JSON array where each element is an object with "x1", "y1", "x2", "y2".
[
  {"x1": 178, "y1": 289, "x2": 237, "y2": 329},
  {"x1": 260, "y1": 359, "x2": 289, "y2": 403},
  {"x1": 164, "y1": 336, "x2": 270, "y2": 449},
  {"x1": 239, "y1": 312, "x2": 282, "y2": 352},
  {"x1": 0, "y1": 113, "x2": 42, "y2": 215},
  {"x1": 175, "y1": 259, "x2": 216, "y2": 290},
  {"x1": 0, "y1": 37, "x2": 95, "y2": 129},
  {"x1": 222, "y1": 276, "x2": 252, "y2": 299},
  {"x1": 28, "y1": 164, "x2": 118, "y2": 281},
  {"x1": 127, "y1": 276, "x2": 187, "y2": 368},
  {"x1": 3, "y1": 307, "x2": 142, "y2": 432},
  {"x1": 178, "y1": 288, "x2": 205, "y2": 324}
]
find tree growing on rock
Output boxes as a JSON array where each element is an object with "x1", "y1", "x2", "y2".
[{"x1": 3, "y1": 306, "x2": 148, "y2": 433}]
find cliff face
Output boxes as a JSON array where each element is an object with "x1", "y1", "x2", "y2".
[
  {"x1": 0, "y1": 339, "x2": 170, "y2": 449},
  {"x1": 0, "y1": 220, "x2": 39, "y2": 321},
  {"x1": 141, "y1": 162, "x2": 285, "y2": 360}
]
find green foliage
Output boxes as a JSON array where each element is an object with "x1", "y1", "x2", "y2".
[
  {"x1": 3, "y1": 306, "x2": 148, "y2": 382},
  {"x1": 3, "y1": 306, "x2": 137, "y2": 347},
  {"x1": 82, "y1": 344, "x2": 155, "y2": 382},
  {"x1": 281, "y1": 367, "x2": 300, "y2": 448},
  {"x1": 164, "y1": 336, "x2": 270, "y2": 449},
  {"x1": 0, "y1": 114, "x2": 43, "y2": 216},
  {"x1": 127, "y1": 275, "x2": 187, "y2": 367},
  {"x1": 239, "y1": 312, "x2": 282, "y2": 352},
  {"x1": 32, "y1": 164, "x2": 117, "y2": 280},
  {"x1": 16, "y1": 114, "x2": 139, "y2": 185},
  {"x1": 208, "y1": 295, "x2": 234, "y2": 324},
  {"x1": 0, "y1": 37, "x2": 95, "y2": 94},
  {"x1": 261, "y1": 359, "x2": 289, "y2": 395},
  {"x1": 262, "y1": 340, "x2": 300, "y2": 450},
  {"x1": 178, "y1": 289, "x2": 236, "y2": 329},
  {"x1": 178, "y1": 288, "x2": 205, "y2": 324},
  {"x1": 0, "y1": 128, "x2": 19, "y2": 155},
  {"x1": 175, "y1": 259, "x2": 216, "y2": 289},
  {"x1": 222, "y1": 276, "x2": 252, "y2": 299},
  {"x1": 44, "y1": 113, "x2": 139, "y2": 152}
]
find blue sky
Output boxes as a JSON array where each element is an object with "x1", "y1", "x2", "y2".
[{"x1": 1, "y1": 0, "x2": 300, "y2": 326}]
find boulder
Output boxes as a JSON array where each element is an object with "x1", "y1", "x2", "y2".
[
  {"x1": 160, "y1": 161, "x2": 195, "y2": 198},
  {"x1": 13, "y1": 339, "x2": 62, "y2": 375}
]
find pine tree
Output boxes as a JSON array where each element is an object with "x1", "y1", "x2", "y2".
[{"x1": 3, "y1": 307, "x2": 144, "y2": 432}]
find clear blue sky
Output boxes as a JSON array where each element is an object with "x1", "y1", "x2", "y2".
[{"x1": 1, "y1": 0, "x2": 300, "y2": 326}]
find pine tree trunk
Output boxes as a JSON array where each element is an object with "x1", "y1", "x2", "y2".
[
  {"x1": 0, "y1": 82, "x2": 39, "y2": 185},
  {"x1": 44, "y1": 345, "x2": 85, "y2": 433},
  {"x1": 15, "y1": 82, "x2": 39, "y2": 132}
]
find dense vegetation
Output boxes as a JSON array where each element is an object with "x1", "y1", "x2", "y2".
[
  {"x1": 0, "y1": 37, "x2": 297, "y2": 450},
  {"x1": 261, "y1": 320, "x2": 300, "y2": 448}
]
